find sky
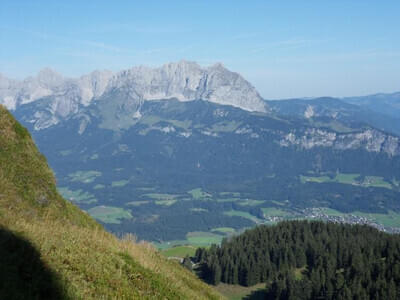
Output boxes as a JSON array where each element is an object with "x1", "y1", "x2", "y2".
[{"x1": 0, "y1": 1, "x2": 399, "y2": 99}]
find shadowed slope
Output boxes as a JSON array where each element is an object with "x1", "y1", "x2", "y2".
[{"x1": 0, "y1": 227, "x2": 67, "y2": 300}]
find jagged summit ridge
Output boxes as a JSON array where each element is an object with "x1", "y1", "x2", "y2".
[
  {"x1": 0, "y1": 68, "x2": 113, "y2": 110},
  {"x1": 105, "y1": 60, "x2": 265, "y2": 112},
  {"x1": 0, "y1": 61, "x2": 266, "y2": 127}
]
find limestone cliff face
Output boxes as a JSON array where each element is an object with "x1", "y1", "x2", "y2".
[
  {"x1": 0, "y1": 69, "x2": 112, "y2": 129},
  {"x1": 280, "y1": 128, "x2": 400, "y2": 156},
  {"x1": 102, "y1": 60, "x2": 266, "y2": 111},
  {"x1": 0, "y1": 61, "x2": 266, "y2": 130}
]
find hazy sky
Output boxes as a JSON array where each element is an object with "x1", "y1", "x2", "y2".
[{"x1": 1, "y1": 1, "x2": 399, "y2": 99}]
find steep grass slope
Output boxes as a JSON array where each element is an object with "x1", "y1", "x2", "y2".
[{"x1": 0, "y1": 105, "x2": 223, "y2": 299}]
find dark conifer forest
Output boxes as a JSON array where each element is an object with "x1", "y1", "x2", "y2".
[{"x1": 195, "y1": 221, "x2": 400, "y2": 299}]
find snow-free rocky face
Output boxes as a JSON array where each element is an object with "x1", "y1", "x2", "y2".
[{"x1": 0, "y1": 61, "x2": 266, "y2": 130}]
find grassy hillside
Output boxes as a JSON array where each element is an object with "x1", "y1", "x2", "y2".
[{"x1": 0, "y1": 105, "x2": 223, "y2": 299}]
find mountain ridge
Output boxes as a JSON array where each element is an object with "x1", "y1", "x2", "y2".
[
  {"x1": 267, "y1": 96, "x2": 400, "y2": 137},
  {"x1": 0, "y1": 61, "x2": 266, "y2": 130}
]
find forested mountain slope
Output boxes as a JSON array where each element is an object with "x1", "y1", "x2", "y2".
[{"x1": 196, "y1": 220, "x2": 400, "y2": 300}]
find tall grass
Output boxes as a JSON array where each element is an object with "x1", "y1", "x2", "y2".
[{"x1": 0, "y1": 105, "x2": 223, "y2": 299}]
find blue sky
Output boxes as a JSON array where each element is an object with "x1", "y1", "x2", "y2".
[{"x1": 1, "y1": 1, "x2": 399, "y2": 99}]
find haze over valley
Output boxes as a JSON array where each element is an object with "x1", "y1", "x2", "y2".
[
  {"x1": 2, "y1": 61, "x2": 400, "y2": 247},
  {"x1": 2, "y1": 1, "x2": 400, "y2": 299}
]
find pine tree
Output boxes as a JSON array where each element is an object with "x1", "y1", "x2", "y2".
[
  {"x1": 387, "y1": 278, "x2": 397, "y2": 300},
  {"x1": 212, "y1": 263, "x2": 221, "y2": 285},
  {"x1": 232, "y1": 265, "x2": 239, "y2": 285}
]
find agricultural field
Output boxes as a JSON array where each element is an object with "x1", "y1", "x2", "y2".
[
  {"x1": 300, "y1": 173, "x2": 359, "y2": 184},
  {"x1": 143, "y1": 193, "x2": 178, "y2": 200},
  {"x1": 155, "y1": 199, "x2": 177, "y2": 206},
  {"x1": 224, "y1": 210, "x2": 262, "y2": 223},
  {"x1": 238, "y1": 199, "x2": 265, "y2": 206},
  {"x1": 154, "y1": 240, "x2": 192, "y2": 250},
  {"x1": 111, "y1": 180, "x2": 130, "y2": 187},
  {"x1": 90, "y1": 153, "x2": 99, "y2": 160},
  {"x1": 190, "y1": 208, "x2": 208, "y2": 212},
  {"x1": 126, "y1": 201, "x2": 150, "y2": 207},
  {"x1": 301, "y1": 173, "x2": 394, "y2": 189},
  {"x1": 59, "y1": 149, "x2": 73, "y2": 156},
  {"x1": 211, "y1": 227, "x2": 236, "y2": 234},
  {"x1": 88, "y1": 206, "x2": 132, "y2": 224},
  {"x1": 300, "y1": 175, "x2": 331, "y2": 183},
  {"x1": 335, "y1": 173, "x2": 360, "y2": 183},
  {"x1": 58, "y1": 187, "x2": 97, "y2": 204},
  {"x1": 161, "y1": 245, "x2": 197, "y2": 258},
  {"x1": 216, "y1": 198, "x2": 241, "y2": 203},
  {"x1": 154, "y1": 229, "x2": 233, "y2": 250},
  {"x1": 93, "y1": 184, "x2": 105, "y2": 190},
  {"x1": 136, "y1": 187, "x2": 157, "y2": 191},
  {"x1": 353, "y1": 210, "x2": 400, "y2": 228},
  {"x1": 319, "y1": 207, "x2": 345, "y2": 216},
  {"x1": 68, "y1": 170, "x2": 102, "y2": 183},
  {"x1": 261, "y1": 207, "x2": 293, "y2": 217},
  {"x1": 186, "y1": 231, "x2": 224, "y2": 246},
  {"x1": 363, "y1": 176, "x2": 393, "y2": 189},
  {"x1": 188, "y1": 188, "x2": 212, "y2": 200}
]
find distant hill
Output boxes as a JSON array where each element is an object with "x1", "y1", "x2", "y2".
[
  {"x1": 268, "y1": 95, "x2": 400, "y2": 136},
  {"x1": 0, "y1": 105, "x2": 222, "y2": 299},
  {"x1": 195, "y1": 220, "x2": 400, "y2": 299},
  {"x1": 344, "y1": 92, "x2": 400, "y2": 119}
]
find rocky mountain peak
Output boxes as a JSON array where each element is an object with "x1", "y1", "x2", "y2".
[
  {"x1": 207, "y1": 62, "x2": 225, "y2": 70},
  {"x1": 1, "y1": 61, "x2": 268, "y2": 129},
  {"x1": 166, "y1": 59, "x2": 202, "y2": 70},
  {"x1": 36, "y1": 68, "x2": 64, "y2": 86},
  {"x1": 78, "y1": 70, "x2": 113, "y2": 105},
  {"x1": 104, "y1": 60, "x2": 266, "y2": 112}
]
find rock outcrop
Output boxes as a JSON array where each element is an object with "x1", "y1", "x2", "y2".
[{"x1": 280, "y1": 128, "x2": 400, "y2": 156}]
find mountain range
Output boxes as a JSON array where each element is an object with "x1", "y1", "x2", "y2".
[
  {"x1": 0, "y1": 60, "x2": 265, "y2": 131},
  {"x1": 2, "y1": 61, "x2": 400, "y2": 245}
]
